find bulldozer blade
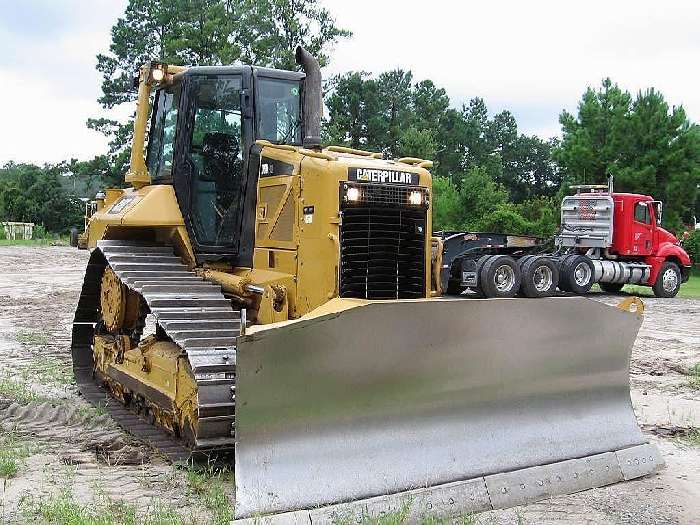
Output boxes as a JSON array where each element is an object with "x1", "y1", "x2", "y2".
[{"x1": 234, "y1": 296, "x2": 657, "y2": 519}]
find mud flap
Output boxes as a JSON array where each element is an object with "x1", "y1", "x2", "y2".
[{"x1": 234, "y1": 296, "x2": 649, "y2": 519}]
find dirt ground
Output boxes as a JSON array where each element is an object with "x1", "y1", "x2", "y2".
[{"x1": 0, "y1": 245, "x2": 698, "y2": 524}]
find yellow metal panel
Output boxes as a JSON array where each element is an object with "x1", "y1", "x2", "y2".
[{"x1": 121, "y1": 185, "x2": 186, "y2": 226}]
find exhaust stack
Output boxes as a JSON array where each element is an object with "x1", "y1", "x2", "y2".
[{"x1": 295, "y1": 46, "x2": 322, "y2": 148}]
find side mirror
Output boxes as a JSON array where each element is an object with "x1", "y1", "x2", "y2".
[{"x1": 651, "y1": 201, "x2": 663, "y2": 225}]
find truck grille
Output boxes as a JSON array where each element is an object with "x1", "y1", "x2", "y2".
[{"x1": 339, "y1": 184, "x2": 426, "y2": 300}]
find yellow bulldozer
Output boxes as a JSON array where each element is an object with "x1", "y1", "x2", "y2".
[{"x1": 72, "y1": 47, "x2": 661, "y2": 520}]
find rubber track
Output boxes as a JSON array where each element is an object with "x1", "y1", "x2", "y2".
[{"x1": 71, "y1": 241, "x2": 239, "y2": 462}]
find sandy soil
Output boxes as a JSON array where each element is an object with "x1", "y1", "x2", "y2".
[{"x1": 0, "y1": 245, "x2": 698, "y2": 524}]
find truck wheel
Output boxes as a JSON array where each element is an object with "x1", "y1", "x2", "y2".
[
  {"x1": 599, "y1": 282, "x2": 625, "y2": 294},
  {"x1": 560, "y1": 255, "x2": 594, "y2": 294},
  {"x1": 479, "y1": 255, "x2": 521, "y2": 298},
  {"x1": 520, "y1": 256, "x2": 559, "y2": 298},
  {"x1": 652, "y1": 262, "x2": 681, "y2": 298}
]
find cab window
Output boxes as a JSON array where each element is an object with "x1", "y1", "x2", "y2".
[
  {"x1": 256, "y1": 77, "x2": 302, "y2": 144},
  {"x1": 188, "y1": 76, "x2": 244, "y2": 248},
  {"x1": 147, "y1": 85, "x2": 180, "y2": 182},
  {"x1": 634, "y1": 202, "x2": 651, "y2": 224}
]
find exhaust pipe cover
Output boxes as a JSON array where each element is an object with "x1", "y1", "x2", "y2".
[{"x1": 295, "y1": 46, "x2": 322, "y2": 148}]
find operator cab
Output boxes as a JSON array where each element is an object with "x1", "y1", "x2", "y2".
[{"x1": 145, "y1": 66, "x2": 305, "y2": 264}]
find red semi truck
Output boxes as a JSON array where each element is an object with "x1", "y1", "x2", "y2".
[{"x1": 439, "y1": 180, "x2": 693, "y2": 298}]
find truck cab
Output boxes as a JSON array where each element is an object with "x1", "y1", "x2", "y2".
[
  {"x1": 558, "y1": 184, "x2": 691, "y2": 297},
  {"x1": 610, "y1": 193, "x2": 662, "y2": 257}
]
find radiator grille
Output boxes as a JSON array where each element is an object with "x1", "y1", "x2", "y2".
[{"x1": 340, "y1": 206, "x2": 426, "y2": 299}]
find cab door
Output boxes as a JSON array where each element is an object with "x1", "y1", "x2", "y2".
[{"x1": 631, "y1": 200, "x2": 653, "y2": 256}]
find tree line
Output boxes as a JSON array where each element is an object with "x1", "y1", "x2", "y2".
[{"x1": 1, "y1": 0, "x2": 699, "y2": 247}]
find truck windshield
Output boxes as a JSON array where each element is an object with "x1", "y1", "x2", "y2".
[
  {"x1": 147, "y1": 83, "x2": 181, "y2": 182},
  {"x1": 257, "y1": 77, "x2": 302, "y2": 144}
]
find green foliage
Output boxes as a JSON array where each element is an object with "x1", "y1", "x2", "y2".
[
  {"x1": 690, "y1": 362, "x2": 700, "y2": 390},
  {"x1": 683, "y1": 230, "x2": 700, "y2": 265},
  {"x1": 0, "y1": 432, "x2": 40, "y2": 480},
  {"x1": 91, "y1": 0, "x2": 350, "y2": 164},
  {"x1": 326, "y1": 72, "x2": 562, "y2": 234},
  {"x1": 432, "y1": 169, "x2": 559, "y2": 236},
  {"x1": 556, "y1": 78, "x2": 700, "y2": 232},
  {"x1": 31, "y1": 224, "x2": 48, "y2": 240},
  {"x1": 477, "y1": 205, "x2": 532, "y2": 235},
  {"x1": 184, "y1": 463, "x2": 232, "y2": 525},
  {"x1": 432, "y1": 176, "x2": 463, "y2": 231},
  {"x1": 0, "y1": 163, "x2": 84, "y2": 234}
]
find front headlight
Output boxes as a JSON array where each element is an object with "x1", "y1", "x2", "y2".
[
  {"x1": 346, "y1": 187, "x2": 361, "y2": 202},
  {"x1": 408, "y1": 190, "x2": 423, "y2": 206}
]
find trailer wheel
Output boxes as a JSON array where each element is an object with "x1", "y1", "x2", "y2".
[
  {"x1": 599, "y1": 282, "x2": 625, "y2": 294},
  {"x1": 652, "y1": 261, "x2": 681, "y2": 298},
  {"x1": 560, "y1": 255, "x2": 594, "y2": 294},
  {"x1": 520, "y1": 256, "x2": 559, "y2": 298},
  {"x1": 479, "y1": 255, "x2": 521, "y2": 298}
]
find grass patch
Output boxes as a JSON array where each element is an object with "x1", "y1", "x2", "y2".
[
  {"x1": 0, "y1": 456, "x2": 19, "y2": 479},
  {"x1": 683, "y1": 429, "x2": 700, "y2": 446},
  {"x1": 74, "y1": 401, "x2": 109, "y2": 421},
  {"x1": 0, "y1": 374, "x2": 43, "y2": 403},
  {"x1": 184, "y1": 462, "x2": 233, "y2": 525},
  {"x1": 0, "y1": 431, "x2": 40, "y2": 480},
  {"x1": 419, "y1": 513, "x2": 477, "y2": 525},
  {"x1": 689, "y1": 363, "x2": 700, "y2": 390},
  {"x1": 17, "y1": 330, "x2": 50, "y2": 346},
  {"x1": 675, "y1": 428, "x2": 700, "y2": 447},
  {"x1": 24, "y1": 359, "x2": 74, "y2": 387},
  {"x1": 18, "y1": 487, "x2": 188, "y2": 525},
  {"x1": 0, "y1": 237, "x2": 69, "y2": 247}
]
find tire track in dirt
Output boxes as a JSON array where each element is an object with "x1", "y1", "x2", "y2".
[{"x1": 0, "y1": 247, "x2": 225, "y2": 524}]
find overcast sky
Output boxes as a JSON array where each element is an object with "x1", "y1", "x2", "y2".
[{"x1": 2, "y1": 0, "x2": 700, "y2": 165}]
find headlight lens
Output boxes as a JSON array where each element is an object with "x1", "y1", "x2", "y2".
[
  {"x1": 151, "y1": 67, "x2": 165, "y2": 83},
  {"x1": 346, "y1": 187, "x2": 361, "y2": 202},
  {"x1": 408, "y1": 190, "x2": 423, "y2": 205}
]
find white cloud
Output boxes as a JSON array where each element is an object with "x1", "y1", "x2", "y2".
[
  {"x1": 323, "y1": 0, "x2": 700, "y2": 137},
  {"x1": 1, "y1": 0, "x2": 700, "y2": 164}
]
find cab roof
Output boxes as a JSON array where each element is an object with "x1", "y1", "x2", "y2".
[{"x1": 182, "y1": 65, "x2": 305, "y2": 81}]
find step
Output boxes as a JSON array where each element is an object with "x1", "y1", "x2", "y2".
[
  {"x1": 170, "y1": 329, "x2": 239, "y2": 341},
  {"x1": 199, "y1": 402, "x2": 236, "y2": 417},
  {"x1": 98, "y1": 240, "x2": 165, "y2": 248},
  {"x1": 120, "y1": 271, "x2": 193, "y2": 281},
  {"x1": 148, "y1": 297, "x2": 231, "y2": 309},
  {"x1": 141, "y1": 284, "x2": 222, "y2": 295},
  {"x1": 152, "y1": 309, "x2": 239, "y2": 321},
  {"x1": 160, "y1": 320, "x2": 241, "y2": 331},
  {"x1": 130, "y1": 278, "x2": 206, "y2": 288},
  {"x1": 194, "y1": 436, "x2": 236, "y2": 449},
  {"x1": 107, "y1": 255, "x2": 183, "y2": 264},
  {"x1": 111, "y1": 263, "x2": 187, "y2": 272},
  {"x1": 181, "y1": 336, "x2": 237, "y2": 349},
  {"x1": 99, "y1": 245, "x2": 173, "y2": 255}
]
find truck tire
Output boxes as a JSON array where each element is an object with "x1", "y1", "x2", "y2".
[
  {"x1": 599, "y1": 282, "x2": 625, "y2": 294},
  {"x1": 479, "y1": 255, "x2": 521, "y2": 298},
  {"x1": 520, "y1": 256, "x2": 559, "y2": 298},
  {"x1": 559, "y1": 255, "x2": 594, "y2": 294},
  {"x1": 652, "y1": 261, "x2": 681, "y2": 298}
]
